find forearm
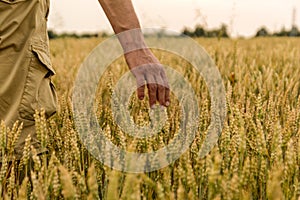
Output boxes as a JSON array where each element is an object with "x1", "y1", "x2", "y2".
[
  {"x1": 98, "y1": 0, "x2": 140, "y2": 33},
  {"x1": 99, "y1": 0, "x2": 149, "y2": 58}
]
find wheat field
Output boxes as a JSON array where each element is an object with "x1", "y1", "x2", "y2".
[{"x1": 0, "y1": 37, "x2": 299, "y2": 199}]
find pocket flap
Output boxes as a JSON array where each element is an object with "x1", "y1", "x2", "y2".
[{"x1": 31, "y1": 44, "x2": 56, "y2": 75}]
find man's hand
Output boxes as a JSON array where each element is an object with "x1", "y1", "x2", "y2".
[
  {"x1": 125, "y1": 48, "x2": 170, "y2": 108},
  {"x1": 98, "y1": 0, "x2": 170, "y2": 108}
]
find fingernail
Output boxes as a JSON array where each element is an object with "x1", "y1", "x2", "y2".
[
  {"x1": 165, "y1": 101, "x2": 170, "y2": 106},
  {"x1": 151, "y1": 105, "x2": 156, "y2": 109}
]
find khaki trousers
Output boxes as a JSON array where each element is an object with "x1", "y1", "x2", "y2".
[{"x1": 0, "y1": 0, "x2": 57, "y2": 159}]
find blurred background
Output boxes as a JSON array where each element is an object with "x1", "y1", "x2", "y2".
[{"x1": 48, "y1": 0, "x2": 300, "y2": 38}]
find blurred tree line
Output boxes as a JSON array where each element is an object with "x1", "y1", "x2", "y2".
[
  {"x1": 48, "y1": 24, "x2": 230, "y2": 39},
  {"x1": 48, "y1": 24, "x2": 300, "y2": 39},
  {"x1": 255, "y1": 26, "x2": 300, "y2": 37},
  {"x1": 182, "y1": 24, "x2": 300, "y2": 38},
  {"x1": 47, "y1": 30, "x2": 109, "y2": 39},
  {"x1": 181, "y1": 24, "x2": 229, "y2": 38}
]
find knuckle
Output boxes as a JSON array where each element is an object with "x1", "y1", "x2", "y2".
[
  {"x1": 147, "y1": 84, "x2": 157, "y2": 91},
  {"x1": 157, "y1": 84, "x2": 164, "y2": 90}
]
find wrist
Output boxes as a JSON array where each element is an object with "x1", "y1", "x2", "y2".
[
  {"x1": 125, "y1": 49, "x2": 159, "y2": 69},
  {"x1": 117, "y1": 28, "x2": 147, "y2": 53}
]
